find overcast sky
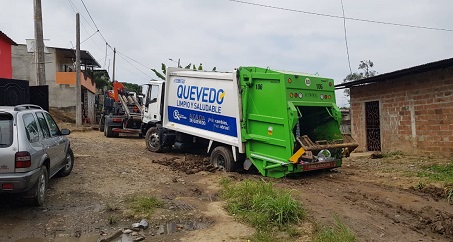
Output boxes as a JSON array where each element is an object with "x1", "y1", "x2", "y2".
[{"x1": 1, "y1": 0, "x2": 452, "y2": 107}]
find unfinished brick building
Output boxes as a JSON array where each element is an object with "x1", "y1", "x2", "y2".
[{"x1": 336, "y1": 58, "x2": 453, "y2": 157}]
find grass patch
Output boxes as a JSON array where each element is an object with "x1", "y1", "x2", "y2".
[
  {"x1": 313, "y1": 215, "x2": 356, "y2": 242},
  {"x1": 220, "y1": 178, "x2": 305, "y2": 240},
  {"x1": 126, "y1": 194, "x2": 164, "y2": 217},
  {"x1": 417, "y1": 163, "x2": 453, "y2": 183}
]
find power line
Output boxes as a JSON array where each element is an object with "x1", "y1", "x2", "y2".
[
  {"x1": 340, "y1": 0, "x2": 352, "y2": 74},
  {"x1": 116, "y1": 50, "x2": 153, "y2": 70},
  {"x1": 80, "y1": 0, "x2": 110, "y2": 46},
  {"x1": 117, "y1": 52, "x2": 153, "y2": 79},
  {"x1": 66, "y1": 0, "x2": 155, "y2": 79},
  {"x1": 227, "y1": 0, "x2": 453, "y2": 32},
  {"x1": 67, "y1": 0, "x2": 96, "y2": 32},
  {"x1": 80, "y1": 30, "x2": 99, "y2": 44}
]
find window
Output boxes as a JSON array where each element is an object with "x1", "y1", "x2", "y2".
[
  {"x1": 44, "y1": 113, "x2": 60, "y2": 136},
  {"x1": 23, "y1": 113, "x2": 40, "y2": 143},
  {"x1": 36, "y1": 112, "x2": 51, "y2": 138},
  {"x1": 0, "y1": 114, "x2": 13, "y2": 147}
]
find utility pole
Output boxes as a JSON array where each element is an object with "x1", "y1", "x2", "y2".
[
  {"x1": 112, "y1": 48, "x2": 116, "y2": 82},
  {"x1": 33, "y1": 0, "x2": 46, "y2": 86},
  {"x1": 76, "y1": 13, "x2": 82, "y2": 127}
]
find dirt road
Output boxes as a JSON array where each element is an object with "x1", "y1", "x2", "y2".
[{"x1": 1, "y1": 129, "x2": 452, "y2": 242}]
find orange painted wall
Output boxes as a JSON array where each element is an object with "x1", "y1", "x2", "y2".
[{"x1": 55, "y1": 72, "x2": 96, "y2": 93}]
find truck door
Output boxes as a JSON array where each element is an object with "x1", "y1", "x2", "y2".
[{"x1": 143, "y1": 84, "x2": 162, "y2": 123}]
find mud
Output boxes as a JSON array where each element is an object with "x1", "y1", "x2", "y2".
[
  {"x1": 152, "y1": 155, "x2": 218, "y2": 174},
  {"x1": 1, "y1": 128, "x2": 453, "y2": 241}
]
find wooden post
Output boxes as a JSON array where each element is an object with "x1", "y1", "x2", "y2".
[
  {"x1": 76, "y1": 13, "x2": 82, "y2": 127},
  {"x1": 33, "y1": 0, "x2": 46, "y2": 86},
  {"x1": 112, "y1": 48, "x2": 116, "y2": 82}
]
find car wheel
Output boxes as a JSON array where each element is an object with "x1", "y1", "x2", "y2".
[
  {"x1": 210, "y1": 146, "x2": 235, "y2": 172},
  {"x1": 31, "y1": 166, "x2": 48, "y2": 206},
  {"x1": 57, "y1": 148, "x2": 74, "y2": 177},
  {"x1": 145, "y1": 127, "x2": 162, "y2": 152}
]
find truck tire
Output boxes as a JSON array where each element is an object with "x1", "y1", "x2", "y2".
[
  {"x1": 210, "y1": 146, "x2": 235, "y2": 172},
  {"x1": 105, "y1": 122, "x2": 113, "y2": 137},
  {"x1": 57, "y1": 148, "x2": 74, "y2": 177},
  {"x1": 145, "y1": 127, "x2": 162, "y2": 152},
  {"x1": 31, "y1": 166, "x2": 48, "y2": 206}
]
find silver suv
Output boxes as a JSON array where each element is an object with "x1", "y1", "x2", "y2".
[{"x1": 0, "y1": 104, "x2": 73, "y2": 206}]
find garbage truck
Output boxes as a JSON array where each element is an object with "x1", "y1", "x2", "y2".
[
  {"x1": 99, "y1": 81, "x2": 143, "y2": 137},
  {"x1": 141, "y1": 67, "x2": 358, "y2": 178}
]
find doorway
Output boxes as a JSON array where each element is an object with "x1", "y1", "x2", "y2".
[{"x1": 365, "y1": 101, "x2": 381, "y2": 151}]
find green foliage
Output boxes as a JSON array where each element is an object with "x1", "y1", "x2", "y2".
[
  {"x1": 221, "y1": 178, "x2": 305, "y2": 231},
  {"x1": 151, "y1": 68, "x2": 166, "y2": 80},
  {"x1": 418, "y1": 163, "x2": 453, "y2": 183},
  {"x1": 88, "y1": 70, "x2": 111, "y2": 91},
  {"x1": 126, "y1": 195, "x2": 164, "y2": 217},
  {"x1": 153, "y1": 60, "x2": 213, "y2": 80},
  {"x1": 123, "y1": 82, "x2": 141, "y2": 94},
  {"x1": 343, "y1": 60, "x2": 377, "y2": 97},
  {"x1": 313, "y1": 215, "x2": 356, "y2": 242}
]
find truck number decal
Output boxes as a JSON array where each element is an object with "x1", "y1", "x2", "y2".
[
  {"x1": 255, "y1": 84, "x2": 263, "y2": 90},
  {"x1": 316, "y1": 84, "x2": 323, "y2": 90}
]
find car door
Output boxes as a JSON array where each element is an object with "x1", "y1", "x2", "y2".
[
  {"x1": 35, "y1": 112, "x2": 59, "y2": 173},
  {"x1": 44, "y1": 112, "x2": 67, "y2": 171},
  {"x1": 22, "y1": 113, "x2": 49, "y2": 169}
]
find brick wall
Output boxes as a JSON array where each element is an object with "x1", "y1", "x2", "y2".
[{"x1": 350, "y1": 66, "x2": 453, "y2": 157}]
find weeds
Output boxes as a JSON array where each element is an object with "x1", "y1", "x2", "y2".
[
  {"x1": 221, "y1": 178, "x2": 304, "y2": 229},
  {"x1": 313, "y1": 215, "x2": 356, "y2": 242},
  {"x1": 126, "y1": 194, "x2": 164, "y2": 217},
  {"x1": 382, "y1": 150, "x2": 405, "y2": 158},
  {"x1": 221, "y1": 178, "x2": 305, "y2": 240},
  {"x1": 417, "y1": 163, "x2": 453, "y2": 184}
]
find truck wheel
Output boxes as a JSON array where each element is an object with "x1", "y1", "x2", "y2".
[
  {"x1": 105, "y1": 122, "x2": 114, "y2": 138},
  {"x1": 31, "y1": 166, "x2": 48, "y2": 206},
  {"x1": 210, "y1": 146, "x2": 235, "y2": 172},
  {"x1": 99, "y1": 118, "x2": 104, "y2": 132},
  {"x1": 57, "y1": 148, "x2": 74, "y2": 177},
  {"x1": 145, "y1": 127, "x2": 162, "y2": 152}
]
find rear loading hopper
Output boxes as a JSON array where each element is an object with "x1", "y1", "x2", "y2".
[{"x1": 239, "y1": 67, "x2": 358, "y2": 178}]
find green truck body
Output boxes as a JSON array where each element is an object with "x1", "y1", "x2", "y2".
[{"x1": 239, "y1": 67, "x2": 356, "y2": 178}]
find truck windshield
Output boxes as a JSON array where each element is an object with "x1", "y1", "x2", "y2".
[{"x1": 0, "y1": 114, "x2": 13, "y2": 148}]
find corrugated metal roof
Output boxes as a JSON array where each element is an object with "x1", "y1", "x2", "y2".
[
  {"x1": 0, "y1": 31, "x2": 17, "y2": 45},
  {"x1": 335, "y1": 57, "x2": 453, "y2": 90},
  {"x1": 54, "y1": 47, "x2": 101, "y2": 68}
]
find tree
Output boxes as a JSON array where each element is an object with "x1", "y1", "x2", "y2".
[
  {"x1": 343, "y1": 60, "x2": 377, "y2": 97},
  {"x1": 152, "y1": 61, "x2": 216, "y2": 81},
  {"x1": 122, "y1": 82, "x2": 141, "y2": 94}
]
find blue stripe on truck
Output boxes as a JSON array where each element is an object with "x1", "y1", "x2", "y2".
[{"x1": 168, "y1": 106, "x2": 238, "y2": 137}]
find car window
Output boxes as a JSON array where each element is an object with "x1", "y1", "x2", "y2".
[
  {"x1": 23, "y1": 113, "x2": 40, "y2": 143},
  {"x1": 44, "y1": 113, "x2": 61, "y2": 136},
  {"x1": 0, "y1": 113, "x2": 13, "y2": 147},
  {"x1": 36, "y1": 112, "x2": 51, "y2": 138}
]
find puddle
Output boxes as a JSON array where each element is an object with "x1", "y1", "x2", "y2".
[
  {"x1": 100, "y1": 233, "x2": 133, "y2": 242},
  {"x1": 15, "y1": 234, "x2": 100, "y2": 242},
  {"x1": 14, "y1": 220, "x2": 210, "y2": 242},
  {"x1": 153, "y1": 220, "x2": 210, "y2": 235}
]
